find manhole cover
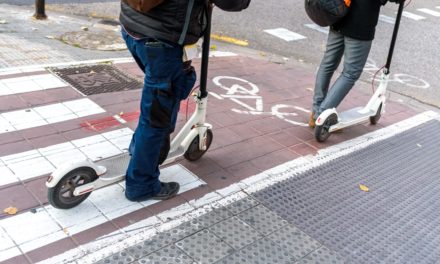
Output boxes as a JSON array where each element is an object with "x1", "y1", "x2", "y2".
[{"x1": 50, "y1": 64, "x2": 142, "y2": 95}]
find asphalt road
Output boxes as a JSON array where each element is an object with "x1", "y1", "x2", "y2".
[{"x1": 4, "y1": 0, "x2": 440, "y2": 107}]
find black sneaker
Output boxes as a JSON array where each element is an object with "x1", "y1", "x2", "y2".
[{"x1": 151, "y1": 182, "x2": 180, "y2": 200}]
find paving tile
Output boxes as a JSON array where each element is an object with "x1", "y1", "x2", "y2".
[
  {"x1": 223, "y1": 195, "x2": 259, "y2": 215},
  {"x1": 269, "y1": 130, "x2": 303, "y2": 147},
  {"x1": 207, "y1": 126, "x2": 245, "y2": 151},
  {"x1": 146, "y1": 195, "x2": 188, "y2": 216},
  {"x1": 195, "y1": 207, "x2": 233, "y2": 228},
  {"x1": 237, "y1": 204, "x2": 288, "y2": 236},
  {"x1": 26, "y1": 237, "x2": 77, "y2": 263},
  {"x1": 213, "y1": 251, "x2": 250, "y2": 264},
  {"x1": 268, "y1": 225, "x2": 321, "y2": 260},
  {"x1": 209, "y1": 216, "x2": 262, "y2": 250},
  {"x1": 210, "y1": 135, "x2": 284, "y2": 168},
  {"x1": 175, "y1": 229, "x2": 234, "y2": 263},
  {"x1": 19, "y1": 87, "x2": 79, "y2": 108},
  {"x1": 72, "y1": 221, "x2": 120, "y2": 245},
  {"x1": 111, "y1": 207, "x2": 153, "y2": 230},
  {"x1": 0, "y1": 208, "x2": 60, "y2": 245},
  {"x1": 290, "y1": 143, "x2": 318, "y2": 156},
  {"x1": 0, "y1": 131, "x2": 25, "y2": 146},
  {"x1": 225, "y1": 161, "x2": 261, "y2": 181},
  {"x1": 0, "y1": 253, "x2": 30, "y2": 264},
  {"x1": 296, "y1": 246, "x2": 345, "y2": 264},
  {"x1": 0, "y1": 184, "x2": 40, "y2": 213},
  {"x1": 237, "y1": 238, "x2": 296, "y2": 264},
  {"x1": 250, "y1": 149, "x2": 300, "y2": 172},
  {"x1": 179, "y1": 157, "x2": 223, "y2": 178},
  {"x1": 28, "y1": 132, "x2": 67, "y2": 149},
  {"x1": 202, "y1": 168, "x2": 235, "y2": 191},
  {"x1": 0, "y1": 94, "x2": 28, "y2": 112},
  {"x1": 179, "y1": 184, "x2": 213, "y2": 203},
  {"x1": 95, "y1": 250, "x2": 135, "y2": 264},
  {"x1": 133, "y1": 219, "x2": 202, "y2": 256},
  {"x1": 0, "y1": 139, "x2": 33, "y2": 157},
  {"x1": 136, "y1": 245, "x2": 194, "y2": 264},
  {"x1": 24, "y1": 177, "x2": 48, "y2": 205}
]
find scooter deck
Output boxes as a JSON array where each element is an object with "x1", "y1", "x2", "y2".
[
  {"x1": 338, "y1": 107, "x2": 375, "y2": 123},
  {"x1": 97, "y1": 154, "x2": 130, "y2": 180}
]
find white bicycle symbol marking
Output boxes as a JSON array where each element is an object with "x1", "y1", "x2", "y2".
[
  {"x1": 211, "y1": 76, "x2": 309, "y2": 127},
  {"x1": 364, "y1": 59, "x2": 430, "y2": 89}
]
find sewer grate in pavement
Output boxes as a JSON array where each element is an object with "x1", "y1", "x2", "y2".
[
  {"x1": 49, "y1": 64, "x2": 142, "y2": 95},
  {"x1": 254, "y1": 120, "x2": 440, "y2": 264}
]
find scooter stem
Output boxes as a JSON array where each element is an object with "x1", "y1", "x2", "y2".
[
  {"x1": 199, "y1": 2, "x2": 213, "y2": 99},
  {"x1": 385, "y1": 1, "x2": 405, "y2": 73}
]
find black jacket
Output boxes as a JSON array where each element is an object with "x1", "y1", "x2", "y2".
[
  {"x1": 120, "y1": 0, "x2": 250, "y2": 45},
  {"x1": 332, "y1": 0, "x2": 385, "y2": 40}
]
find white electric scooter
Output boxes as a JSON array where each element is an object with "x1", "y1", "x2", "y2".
[
  {"x1": 46, "y1": 3, "x2": 215, "y2": 209},
  {"x1": 314, "y1": 1, "x2": 405, "y2": 142}
]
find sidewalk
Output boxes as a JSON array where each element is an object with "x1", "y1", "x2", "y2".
[{"x1": 1, "y1": 4, "x2": 439, "y2": 264}]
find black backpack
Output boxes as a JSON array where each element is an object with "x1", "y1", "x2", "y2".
[{"x1": 304, "y1": 0, "x2": 350, "y2": 27}]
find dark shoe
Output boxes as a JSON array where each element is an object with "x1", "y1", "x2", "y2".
[{"x1": 151, "y1": 182, "x2": 180, "y2": 200}]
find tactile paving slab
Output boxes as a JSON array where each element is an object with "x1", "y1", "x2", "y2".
[
  {"x1": 50, "y1": 64, "x2": 142, "y2": 95},
  {"x1": 254, "y1": 120, "x2": 440, "y2": 264}
]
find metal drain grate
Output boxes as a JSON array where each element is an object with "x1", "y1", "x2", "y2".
[{"x1": 50, "y1": 64, "x2": 142, "y2": 95}]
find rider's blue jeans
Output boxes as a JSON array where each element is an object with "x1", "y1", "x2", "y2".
[
  {"x1": 313, "y1": 29, "x2": 372, "y2": 118},
  {"x1": 121, "y1": 29, "x2": 196, "y2": 200}
]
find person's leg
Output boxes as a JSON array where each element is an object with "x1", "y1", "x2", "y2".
[
  {"x1": 123, "y1": 37, "x2": 184, "y2": 201},
  {"x1": 317, "y1": 37, "x2": 372, "y2": 115},
  {"x1": 312, "y1": 30, "x2": 345, "y2": 117}
]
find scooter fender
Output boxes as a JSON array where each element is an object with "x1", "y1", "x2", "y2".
[
  {"x1": 46, "y1": 159, "x2": 107, "y2": 188},
  {"x1": 315, "y1": 108, "x2": 338, "y2": 126}
]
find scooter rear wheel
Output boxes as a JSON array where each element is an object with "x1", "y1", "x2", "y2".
[
  {"x1": 184, "y1": 129, "x2": 213, "y2": 161},
  {"x1": 314, "y1": 114, "x2": 338, "y2": 143},
  {"x1": 369, "y1": 103, "x2": 382, "y2": 125},
  {"x1": 48, "y1": 167, "x2": 97, "y2": 209}
]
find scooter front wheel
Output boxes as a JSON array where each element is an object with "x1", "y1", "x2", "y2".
[
  {"x1": 184, "y1": 129, "x2": 213, "y2": 161},
  {"x1": 314, "y1": 114, "x2": 338, "y2": 143},
  {"x1": 48, "y1": 167, "x2": 98, "y2": 209}
]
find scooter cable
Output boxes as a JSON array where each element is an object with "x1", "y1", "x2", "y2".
[{"x1": 185, "y1": 84, "x2": 201, "y2": 121}]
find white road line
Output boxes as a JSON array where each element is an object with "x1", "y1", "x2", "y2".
[
  {"x1": 45, "y1": 110, "x2": 440, "y2": 264},
  {"x1": 0, "y1": 128, "x2": 133, "y2": 187},
  {"x1": 264, "y1": 28, "x2": 307, "y2": 42},
  {"x1": 0, "y1": 98, "x2": 105, "y2": 134},
  {"x1": 0, "y1": 163, "x2": 204, "y2": 262},
  {"x1": 304, "y1": 24, "x2": 329, "y2": 34},
  {"x1": 402, "y1": 11, "x2": 426, "y2": 21},
  {"x1": 0, "y1": 74, "x2": 68, "y2": 96},
  {"x1": 417, "y1": 8, "x2": 440, "y2": 17},
  {"x1": 379, "y1": 14, "x2": 395, "y2": 24}
]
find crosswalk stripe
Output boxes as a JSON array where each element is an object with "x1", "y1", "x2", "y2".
[
  {"x1": 264, "y1": 28, "x2": 307, "y2": 42},
  {"x1": 0, "y1": 74, "x2": 68, "y2": 96},
  {"x1": 0, "y1": 128, "x2": 133, "y2": 187},
  {"x1": 402, "y1": 11, "x2": 426, "y2": 21},
  {"x1": 0, "y1": 163, "x2": 203, "y2": 261},
  {"x1": 304, "y1": 24, "x2": 329, "y2": 34},
  {"x1": 417, "y1": 8, "x2": 440, "y2": 17},
  {"x1": 0, "y1": 98, "x2": 105, "y2": 134},
  {"x1": 379, "y1": 14, "x2": 395, "y2": 24}
]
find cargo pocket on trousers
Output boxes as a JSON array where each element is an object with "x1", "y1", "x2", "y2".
[
  {"x1": 150, "y1": 83, "x2": 174, "y2": 129},
  {"x1": 176, "y1": 60, "x2": 197, "y2": 100}
]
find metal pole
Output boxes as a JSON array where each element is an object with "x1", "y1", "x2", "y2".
[{"x1": 34, "y1": 0, "x2": 47, "y2": 20}]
